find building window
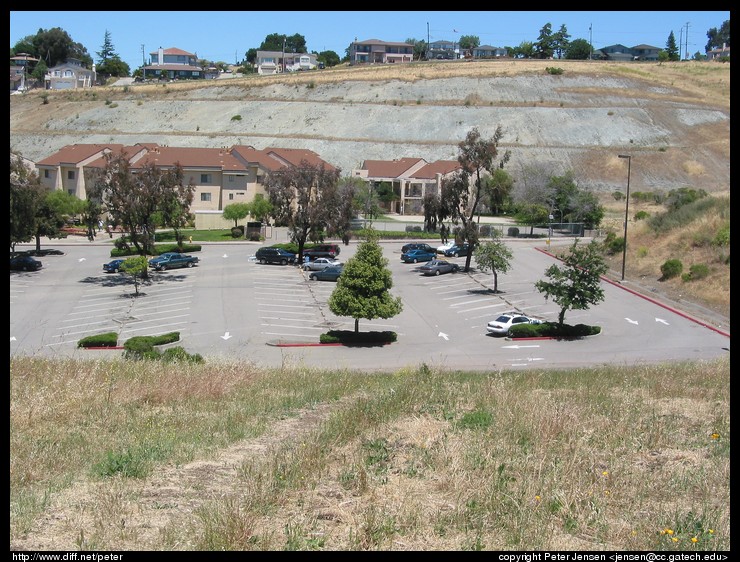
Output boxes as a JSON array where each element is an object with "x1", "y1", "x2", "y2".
[
  {"x1": 228, "y1": 175, "x2": 235, "y2": 183},
  {"x1": 44, "y1": 170, "x2": 50, "y2": 178},
  {"x1": 228, "y1": 193, "x2": 234, "y2": 200},
  {"x1": 201, "y1": 193, "x2": 211, "y2": 202},
  {"x1": 201, "y1": 174, "x2": 211, "y2": 183},
  {"x1": 67, "y1": 170, "x2": 75, "y2": 180}
]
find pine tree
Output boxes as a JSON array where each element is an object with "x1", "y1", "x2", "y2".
[
  {"x1": 328, "y1": 229, "x2": 402, "y2": 333},
  {"x1": 665, "y1": 31, "x2": 680, "y2": 61}
]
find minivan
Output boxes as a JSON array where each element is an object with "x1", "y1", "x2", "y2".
[
  {"x1": 304, "y1": 243, "x2": 341, "y2": 259},
  {"x1": 255, "y1": 247, "x2": 297, "y2": 265}
]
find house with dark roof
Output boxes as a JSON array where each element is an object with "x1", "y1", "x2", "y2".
[
  {"x1": 142, "y1": 47, "x2": 204, "y2": 80},
  {"x1": 593, "y1": 44, "x2": 662, "y2": 61},
  {"x1": 472, "y1": 45, "x2": 508, "y2": 59},
  {"x1": 352, "y1": 158, "x2": 462, "y2": 215},
  {"x1": 427, "y1": 40, "x2": 458, "y2": 60}
]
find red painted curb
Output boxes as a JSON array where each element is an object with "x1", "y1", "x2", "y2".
[
  {"x1": 534, "y1": 247, "x2": 730, "y2": 338},
  {"x1": 84, "y1": 346, "x2": 125, "y2": 350}
]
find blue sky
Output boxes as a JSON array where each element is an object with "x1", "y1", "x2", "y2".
[{"x1": 10, "y1": 11, "x2": 730, "y2": 70}]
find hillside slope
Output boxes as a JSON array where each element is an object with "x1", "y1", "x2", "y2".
[{"x1": 10, "y1": 59, "x2": 730, "y2": 195}]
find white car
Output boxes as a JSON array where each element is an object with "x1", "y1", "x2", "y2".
[
  {"x1": 436, "y1": 241, "x2": 456, "y2": 254},
  {"x1": 486, "y1": 312, "x2": 542, "y2": 336},
  {"x1": 303, "y1": 257, "x2": 341, "y2": 271}
]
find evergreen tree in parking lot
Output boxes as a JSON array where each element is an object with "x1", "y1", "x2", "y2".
[{"x1": 328, "y1": 229, "x2": 403, "y2": 333}]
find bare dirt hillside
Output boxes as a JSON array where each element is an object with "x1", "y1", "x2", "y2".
[{"x1": 9, "y1": 59, "x2": 730, "y2": 195}]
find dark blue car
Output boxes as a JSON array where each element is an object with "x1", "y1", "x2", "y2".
[
  {"x1": 401, "y1": 249, "x2": 436, "y2": 263},
  {"x1": 443, "y1": 243, "x2": 470, "y2": 258},
  {"x1": 103, "y1": 259, "x2": 126, "y2": 273}
]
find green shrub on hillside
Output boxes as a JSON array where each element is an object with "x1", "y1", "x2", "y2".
[{"x1": 660, "y1": 259, "x2": 683, "y2": 280}]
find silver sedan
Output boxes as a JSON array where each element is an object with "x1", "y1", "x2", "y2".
[{"x1": 302, "y1": 257, "x2": 341, "y2": 271}]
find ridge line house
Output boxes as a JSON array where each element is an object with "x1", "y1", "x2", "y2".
[
  {"x1": 142, "y1": 47, "x2": 204, "y2": 80},
  {"x1": 255, "y1": 50, "x2": 318, "y2": 75},
  {"x1": 34, "y1": 143, "x2": 337, "y2": 229},
  {"x1": 349, "y1": 39, "x2": 414, "y2": 65},
  {"x1": 592, "y1": 44, "x2": 661, "y2": 61},
  {"x1": 10, "y1": 53, "x2": 39, "y2": 92},
  {"x1": 44, "y1": 58, "x2": 95, "y2": 90},
  {"x1": 352, "y1": 158, "x2": 462, "y2": 215}
]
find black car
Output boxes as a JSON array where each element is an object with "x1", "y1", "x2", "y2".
[
  {"x1": 255, "y1": 247, "x2": 297, "y2": 265},
  {"x1": 401, "y1": 243, "x2": 436, "y2": 254},
  {"x1": 10, "y1": 255, "x2": 42, "y2": 271}
]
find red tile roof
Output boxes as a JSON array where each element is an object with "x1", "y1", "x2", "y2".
[
  {"x1": 36, "y1": 144, "x2": 125, "y2": 166},
  {"x1": 149, "y1": 47, "x2": 196, "y2": 57},
  {"x1": 410, "y1": 160, "x2": 462, "y2": 179},
  {"x1": 132, "y1": 146, "x2": 248, "y2": 172},
  {"x1": 360, "y1": 158, "x2": 425, "y2": 178}
]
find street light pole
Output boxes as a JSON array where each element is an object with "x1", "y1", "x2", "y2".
[{"x1": 618, "y1": 154, "x2": 631, "y2": 281}]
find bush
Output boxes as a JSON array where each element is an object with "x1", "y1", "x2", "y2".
[
  {"x1": 545, "y1": 67, "x2": 564, "y2": 75},
  {"x1": 320, "y1": 330, "x2": 397, "y2": 345},
  {"x1": 660, "y1": 259, "x2": 683, "y2": 280},
  {"x1": 160, "y1": 346, "x2": 204, "y2": 363},
  {"x1": 78, "y1": 332, "x2": 119, "y2": 348},
  {"x1": 605, "y1": 235, "x2": 625, "y2": 256},
  {"x1": 479, "y1": 224, "x2": 492, "y2": 237},
  {"x1": 681, "y1": 263, "x2": 710, "y2": 282},
  {"x1": 230, "y1": 226, "x2": 244, "y2": 238},
  {"x1": 507, "y1": 227, "x2": 519, "y2": 237},
  {"x1": 514, "y1": 322, "x2": 602, "y2": 339},
  {"x1": 123, "y1": 332, "x2": 181, "y2": 359},
  {"x1": 634, "y1": 210, "x2": 650, "y2": 221},
  {"x1": 713, "y1": 224, "x2": 730, "y2": 247}
]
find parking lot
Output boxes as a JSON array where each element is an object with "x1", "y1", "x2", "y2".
[{"x1": 10, "y1": 239, "x2": 730, "y2": 372}]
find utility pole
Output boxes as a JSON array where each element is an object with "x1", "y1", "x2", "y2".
[
  {"x1": 589, "y1": 23, "x2": 593, "y2": 60},
  {"x1": 679, "y1": 27, "x2": 683, "y2": 60},
  {"x1": 685, "y1": 22, "x2": 690, "y2": 60},
  {"x1": 141, "y1": 44, "x2": 145, "y2": 66}
]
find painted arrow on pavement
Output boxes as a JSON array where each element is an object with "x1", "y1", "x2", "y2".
[
  {"x1": 655, "y1": 318, "x2": 669, "y2": 325},
  {"x1": 625, "y1": 318, "x2": 639, "y2": 325},
  {"x1": 438, "y1": 332, "x2": 449, "y2": 340},
  {"x1": 221, "y1": 332, "x2": 233, "y2": 340}
]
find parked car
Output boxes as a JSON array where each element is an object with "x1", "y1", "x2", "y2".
[
  {"x1": 148, "y1": 252, "x2": 199, "y2": 271},
  {"x1": 10, "y1": 254, "x2": 42, "y2": 271},
  {"x1": 401, "y1": 242, "x2": 436, "y2": 254},
  {"x1": 418, "y1": 259, "x2": 460, "y2": 276},
  {"x1": 103, "y1": 258, "x2": 126, "y2": 273},
  {"x1": 443, "y1": 243, "x2": 471, "y2": 258},
  {"x1": 309, "y1": 265, "x2": 343, "y2": 281},
  {"x1": 486, "y1": 312, "x2": 542, "y2": 336},
  {"x1": 255, "y1": 247, "x2": 297, "y2": 265},
  {"x1": 303, "y1": 257, "x2": 341, "y2": 271},
  {"x1": 24, "y1": 248, "x2": 65, "y2": 256},
  {"x1": 436, "y1": 241, "x2": 456, "y2": 254},
  {"x1": 303, "y1": 243, "x2": 341, "y2": 259},
  {"x1": 401, "y1": 249, "x2": 436, "y2": 263}
]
